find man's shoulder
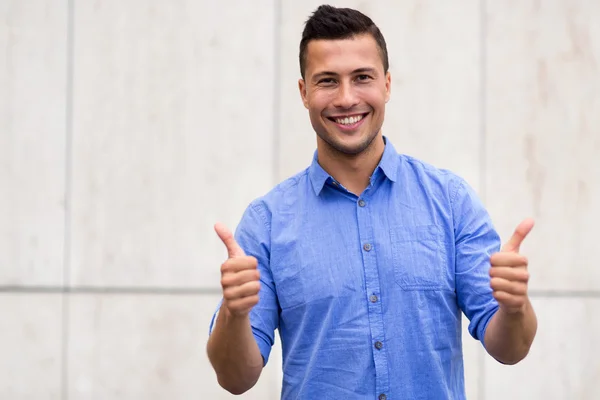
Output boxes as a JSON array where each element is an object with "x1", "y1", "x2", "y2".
[
  {"x1": 235, "y1": 168, "x2": 311, "y2": 236},
  {"x1": 246, "y1": 167, "x2": 312, "y2": 212},
  {"x1": 397, "y1": 153, "x2": 467, "y2": 190}
]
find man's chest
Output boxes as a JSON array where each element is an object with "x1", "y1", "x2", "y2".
[{"x1": 268, "y1": 203, "x2": 455, "y2": 311}]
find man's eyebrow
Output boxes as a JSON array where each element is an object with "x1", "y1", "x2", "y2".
[{"x1": 352, "y1": 67, "x2": 377, "y2": 75}]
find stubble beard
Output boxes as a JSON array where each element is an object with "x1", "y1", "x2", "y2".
[{"x1": 317, "y1": 123, "x2": 381, "y2": 157}]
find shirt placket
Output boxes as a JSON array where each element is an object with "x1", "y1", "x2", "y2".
[{"x1": 356, "y1": 189, "x2": 390, "y2": 399}]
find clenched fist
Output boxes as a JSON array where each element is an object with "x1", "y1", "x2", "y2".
[
  {"x1": 215, "y1": 223, "x2": 261, "y2": 317},
  {"x1": 489, "y1": 218, "x2": 535, "y2": 314}
]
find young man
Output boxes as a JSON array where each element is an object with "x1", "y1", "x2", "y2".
[{"x1": 207, "y1": 5, "x2": 537, "y2": 399}]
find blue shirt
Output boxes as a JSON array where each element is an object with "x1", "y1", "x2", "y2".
[{"x1": 210, "y1": 137, "x2": 501, "y2": 399}]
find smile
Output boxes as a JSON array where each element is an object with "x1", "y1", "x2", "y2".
[{"x1": 327, "y1": 113, "x2": 369, "y2": 128}]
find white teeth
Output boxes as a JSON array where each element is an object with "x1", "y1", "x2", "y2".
[{"x1": 335, "y1": 114, "x2": 363, "y2": 125}]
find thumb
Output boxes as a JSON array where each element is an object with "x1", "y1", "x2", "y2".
[
  {"x1": 214, "y1": 222, "x2": 245, "y2": 258},
  {"x1": 501, "y1": 218, "x2": 535, "y2": 253}
]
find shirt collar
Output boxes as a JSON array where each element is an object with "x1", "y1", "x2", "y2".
[
  {"x1": 308, "y1": 136, "x2": 399, "y2": 196},
  {"x1": 377, "y1": 136, "x2": 399, "y2": 183}
]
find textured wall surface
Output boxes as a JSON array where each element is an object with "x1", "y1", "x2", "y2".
[{"x1": 1, "y1": 1, "x2": 598, "y2": 399}]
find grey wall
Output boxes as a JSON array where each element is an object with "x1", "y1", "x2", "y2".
[{"x1": 1, "y1": 1, "x2": 599, "y2": 399}]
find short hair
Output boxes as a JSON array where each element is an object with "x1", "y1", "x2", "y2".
[{"x1": 299, "y1": 5, "x2": 389, "y2": 79}]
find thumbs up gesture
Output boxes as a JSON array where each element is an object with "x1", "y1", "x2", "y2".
[
  {"x1": 489, "y1": 218, "x2": 535, "y2": 314},
  {"x1": 214, "y1": 223, "x2": 261, "y2": 317}
]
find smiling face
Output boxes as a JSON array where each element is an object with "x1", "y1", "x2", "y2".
[{"x1": 299, "y1": 33, "x2": 391, "y2": 157}]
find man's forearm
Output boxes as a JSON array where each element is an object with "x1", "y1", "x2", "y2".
[
  {"x1": 206, "y1": 308, "x2": 264, "y2": 395},
  {"x1": 483, "y1": 299, "x2": 538, "y2": 365}
]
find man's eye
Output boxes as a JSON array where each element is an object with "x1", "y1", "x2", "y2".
[
  {"x1": 357, "y1": 75, "x2": 371, "y2": 81},
  {"x1": 318, "y1": 78, "x2": 336, "y2": 84}
]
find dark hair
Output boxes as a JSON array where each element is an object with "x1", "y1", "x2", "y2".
[{"x1": 299, "y1": 5, "x2": 389, "y2": 79}]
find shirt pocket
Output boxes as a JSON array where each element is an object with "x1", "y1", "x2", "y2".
[{"x1": 390, "y1": 225, "x2": 445, "y2": 290}]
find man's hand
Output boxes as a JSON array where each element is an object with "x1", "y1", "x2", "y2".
[
  {"x1": 215, "y1": 223, "x2": 261, "y2": 317},
  {"x1": 489, "y1": 218, "x2": 535, "y2": 314},
  {"x1": 207, "y1": 224, "x2": 265, "y2": 394}
]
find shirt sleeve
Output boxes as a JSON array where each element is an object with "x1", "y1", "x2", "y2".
[
  {"x1": 208, "y1": 201, "x2": 280, "y2": 366},
  {"x1": 451, "y1": 177, "x2": 501, "y2": 346}
]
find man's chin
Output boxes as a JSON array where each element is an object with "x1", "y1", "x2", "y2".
[{"x1": 324, "y1": 134, "x2": 373, "y2": 156}]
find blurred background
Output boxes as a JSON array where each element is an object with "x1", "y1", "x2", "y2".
[{"x1": 1, "y1": 0, "x2": 598, "y2": 399}]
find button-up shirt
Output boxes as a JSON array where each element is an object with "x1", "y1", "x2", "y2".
[{"x1": 210, "y1": 137, "x2": 501, "y2": 399}]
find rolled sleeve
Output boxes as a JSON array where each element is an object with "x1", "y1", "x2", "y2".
[{"x1": 451, "y1": 177, "x2": 501, "y2": 344}]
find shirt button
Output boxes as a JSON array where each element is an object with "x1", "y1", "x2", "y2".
[
  {"x1": 374, "y1": 341, "x2": 383, "y2": 350},
  {"x1": 363, "y1": 243, "x2": 372, "y2": 251},
  {"x1": 370, "y1": 295, "x2": 378, "y2": 303},
  {"x1": 379, "y1": 394, "x2": 387, "y2": 400},
  {"x1": 358, "y1": 199, "x2": 366, "y2": 207}
]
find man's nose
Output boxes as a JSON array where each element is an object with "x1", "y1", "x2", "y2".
[{"x1": 333, "y1": 82, "x2": 359, "y2": 109}]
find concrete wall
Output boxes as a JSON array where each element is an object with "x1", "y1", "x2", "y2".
[{"x1": 1, "y1": 1, "x2": 598, "y2": 398}]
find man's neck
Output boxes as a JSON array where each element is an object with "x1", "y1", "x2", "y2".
[{"x1": 317, "y1": 135, "x2": 385, "y2": 196}]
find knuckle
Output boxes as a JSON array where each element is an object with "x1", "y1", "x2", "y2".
[
  {"x1": 221, "y1": 260, "x2": 234, "y2": 274},
  {"x1": 223, "y1": 287, "x2": 237, "y2": 300},
  {"x1": 221, "y1": 274, "x2": 234, "y2": 287},
  {"x1": 512, "y1": 285, "x2": 523, "y2": 295},
  {"x1": 246, "y1": 256, "x2": 258, "y2": 268},
  {"x1": 514, "y1": 283, "x2": 527, "y2": 295},
  {"x1": 251, "y1": 281, "x2": 262, "y2": 293},
  {"x1": 242, "y1": 281, "x2": 259, "y2": 294},
  {"x1": 220, "y1": 273, "x2": 234, "y2": 286},
  {"x1": 514, "y1": 299, "x2": 525, "y2": 307},
  {"x1": 519, "y1": 287, "x2": 528, "y2": 295}
]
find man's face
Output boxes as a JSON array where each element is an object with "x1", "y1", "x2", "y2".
[{"x1": 299, "y1": 34, "x2": 391, "y2": 156}]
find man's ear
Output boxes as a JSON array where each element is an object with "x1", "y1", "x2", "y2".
[
  {"x1": 385, "y1": 71, "x2": 391, "y2": 103},
  {"x1": 299, "y1": 78, "x2": 309, "y2": 109}
]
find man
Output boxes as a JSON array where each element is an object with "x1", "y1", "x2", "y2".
[{"x1": 207, "y1": 5, "x2": 537, "y2": 399}]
